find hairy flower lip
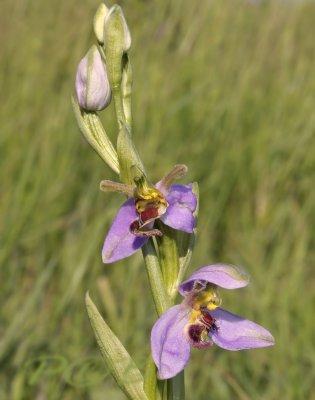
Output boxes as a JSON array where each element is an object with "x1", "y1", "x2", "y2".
[
  {"x1": 186, "y1": 323, "x2": 214, "y2": 349},
  {"x1": 151, "y1": 264, "x2": 275, "y2": 380}
]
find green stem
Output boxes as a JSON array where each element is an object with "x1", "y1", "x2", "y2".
[
  {"x1": 144, "y1": 356, "x2": 162, "y2": 400},
  {"x1": 167, "y1": 372, "x2": 185, "y2": 400},
  {"x1": 142, "y1": 240, "x2": 171, "y2": 399},
  {"x1": 112, "y1": 86, "x2": 126, "y2": 128},
  {"x1": 142, "y1": 240, "x2": 171, "y2": 316},
  {"x1": 156, "y1": 224, "x2": 189, "y2": 399}
]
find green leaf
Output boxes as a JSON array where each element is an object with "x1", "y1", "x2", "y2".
[
  {"x1": 85, "y1": 293, "x2": 148, "y2": 400},
  {"x1": 72, "y1": 97, "x2": 120, "y2": 174}
]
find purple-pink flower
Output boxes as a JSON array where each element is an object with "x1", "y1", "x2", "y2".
[
  {"x1": 102, "y1": 166, "x2": 197, "y2": 263},
  {"x1": 151, "y1": 264, "x2": 275, "y2": 379}
]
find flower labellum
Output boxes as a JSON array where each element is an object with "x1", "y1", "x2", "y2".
[
  {"x1": 151, "y1": 264, "x2": 275, "y2": 380},
  {"x1": 75, "y1": 45, "x2": 111, "y2": 111},
  {"x1": 101, "y1": 165, "x2": 197, "y2": 263}
]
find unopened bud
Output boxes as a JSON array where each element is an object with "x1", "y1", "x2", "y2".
[
  {"x1": 93, "y1": 3, "x2": 109, "y2": 45},
  {"x1": 75, "y1": 45, "x2": 111, "y2": 111},
  {"x1": 103, "y1": 5, "x2": 132, "y2": 90},
  {"x1": 105, "y1": 5, "x2": 131, "y2": 54},
  {"x1": 120, "y1": 10, "x2": 131, "y2": 52}
]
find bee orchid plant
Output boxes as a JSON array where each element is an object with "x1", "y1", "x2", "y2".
[{"x1": 73, "y1": 3, "x2": 274, "y2": 400}]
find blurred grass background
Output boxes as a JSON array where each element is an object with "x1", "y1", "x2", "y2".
[{"x1": 1, "y1": 0, "x2": 314, "y2": 399}]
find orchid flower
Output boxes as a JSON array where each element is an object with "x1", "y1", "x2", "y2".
[
  {"x1": 101, "y1": 165, "x2": 197, "y2": 263},
  {"x1": 151, "y1": 264, "x2": 275, "y2": 379}
]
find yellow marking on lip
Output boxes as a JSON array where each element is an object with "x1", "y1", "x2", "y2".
[
  {"x1": 191, "y1": 286, "x2": 222, "y2": 311},
  {"x1": 189, "y1": 309, "x2": 201, "y2": 323},
  {"x1": 134, "y1": 178, "x2": 168, "y2": 216}
]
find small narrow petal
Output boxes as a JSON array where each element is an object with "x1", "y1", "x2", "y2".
[
  {"x1": 102, "y1": 198, "x2": 148, "y2": 263},
  {"x1": 209, "y1": 308, "x2": 275, "y2": 351},
  {"x1": 151, "y1": 305, "x2": 191, "y2": 380},
  {"x1": 157, "y1": 165, "x2": 188, "y2": 192},
  {"x1": 179, "y1": 264, "x2": 249, "y2": 295},
  {"x1": 159, "y1": 184, "x2": 196, "y2": 233},
  {"x1": 100, "y1": 180, "x2": 134, "y2": 196}
]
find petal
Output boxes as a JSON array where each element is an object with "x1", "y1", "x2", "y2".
[
  {"x1": 151, "y1": 305, "x2": 191, "y2": 380},
  {"x1": 159, "y1": 184, "x2": 196, "y2": 233},
  {"x1": 160, "y1": 203, "x2": 195, "y2": 233},
  {"x1": 210, "y1": 308, "x2": 275, "y2": 351},
  {"x1": 102, "y1": 198, "x2": 148, "y2": 263},
  {"x1": 179, "y1": 264, "x2": 249, "y2": 295},
  {"x1": 165, "y1": 184, "x2": 197, "y2": 212}
]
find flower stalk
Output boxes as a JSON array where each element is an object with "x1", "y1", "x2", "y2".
[{"x1": 142, "y1": 239, "x2": 171, "y2": 317}]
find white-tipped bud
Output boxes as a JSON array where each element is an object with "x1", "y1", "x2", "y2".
[
  {"x1": 75, "y1": 45, "x2": 111, "y2": 111},
  {"x1": 93, "y1": 3, "x2": 109, "y2": 45},
  {"x1": 120, "y1": 11, "x2": 131, "y2": 52}
]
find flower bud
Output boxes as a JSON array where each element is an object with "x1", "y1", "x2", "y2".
[
  {"x1": 93, "y1": 3, "x2": 109, "y2": 45},
  {"x1": 104, "y1": 5, "x2": 131, "y2": 53},
  {"x1": 75, "y1": 45, "x2": 111, "y2": 111},
  {"x1": 103, "y1": 5, "x2": 131, "y2": 90}
]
